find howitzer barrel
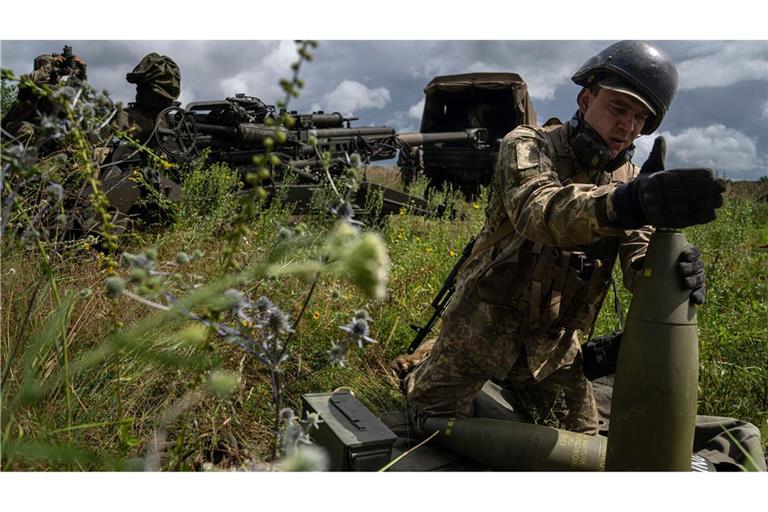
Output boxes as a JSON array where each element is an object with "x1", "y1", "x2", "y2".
[
  {"x1": 396, "y1": 128, "x2": 489, "y2": 147},
  {"x1": 423, "y1": 417, "x2": 607, "y2": 471},
  {"x1": 196, "y1": 122, "x2": 289, "y2": 147},
  {"x1": 309, "y1": 127, "x2": 396, "y2": 139}
]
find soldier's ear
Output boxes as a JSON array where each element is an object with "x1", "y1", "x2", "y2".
[{"x1": 577, "y1": 88, "x2": 592, "y2": 115}]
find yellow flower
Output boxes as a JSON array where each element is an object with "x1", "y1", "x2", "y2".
[
  {"x1": 415, "y1": 236, "x2": 421, "y2": 242},
  {"x1": 312, "y1": 311, "x2": 321, "y2": 320},
  {"x1": 449, "y1": 250, "x2": 457, "y2": 257},
  {"x1": 426, "y1": 247, "x2": 433, "y2": 253},
  {"x1": 82, "y1": 242, "x2": 91, "y2": 251},
  {"x1": 472, "y1": 203, "x2": 480, "y2": 209},
  {"x1": 399, "y1": 207, "x2": 406, "y2": 216}
]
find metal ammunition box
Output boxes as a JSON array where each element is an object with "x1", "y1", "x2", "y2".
[{"x1": 301, "y1": 391, "x2": 397, "y2": 471}]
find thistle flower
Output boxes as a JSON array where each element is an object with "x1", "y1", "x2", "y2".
[
  {"x1": 339, "y1": 318, "x2": 377, "y2": 349},
  {"x1": 330, "y1": 201, "x2": 356, "y2": 222},
  {"x1": 327, "y1": 342, "x2": 346, "y2": 368},
  {"x1": 304, "y1": 412, "x2": 322, "y2": 431},
  {"x1": 175, "y1": 251, "x2": 191, "y2": 265},
  {"x1": 105, "y1": 276, "x2": 126, "y2": 298}
]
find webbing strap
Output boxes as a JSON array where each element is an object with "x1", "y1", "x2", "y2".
[
  {"x1": 529, "y1": 242, "x2": 547, "y2": 322},
  {"x1": 455, "y1": 221, "x2": 517, "y2": 277},
  {"x1": 583, "y1": 259, "x2": 604, "y2": 325},
  {"x1": 548, "y1": 250, "x2": 571, "y2": 321}
]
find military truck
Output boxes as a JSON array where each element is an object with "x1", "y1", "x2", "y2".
[{"x1": 401, "y1": 72, "x2": 537, "y2": 197}]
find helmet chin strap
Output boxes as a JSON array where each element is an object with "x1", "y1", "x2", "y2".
[{"x1": 568, "y1": 111, "x2": 634, "y2": 174}]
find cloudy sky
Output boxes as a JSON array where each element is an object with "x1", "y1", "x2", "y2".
[{"x1": 2, "y1": 40, "x2": 766, "y2": 180}]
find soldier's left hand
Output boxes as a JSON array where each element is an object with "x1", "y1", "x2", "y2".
[{"x1": 678, "y1": 245, "x2": 706, "y2": 304}]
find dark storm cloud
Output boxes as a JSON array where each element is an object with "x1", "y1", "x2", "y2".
[{"x1": 2, "y1": 40, "x2": 766, "y2": 179}]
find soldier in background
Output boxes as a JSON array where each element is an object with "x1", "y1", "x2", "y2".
[
  {"x1": 2, "y1": 45, "x2": 88, "y2": 139},
  {"x1": 100, "y1": 53, "x2": 183, "y2": 229},
  {"x1": 114, "y1": 52, "x2": 181, "y2": 145}
]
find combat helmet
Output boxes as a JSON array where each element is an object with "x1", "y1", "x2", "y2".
[{"x1": 572, "y1": 41, "x2": 678, "y2": 134}]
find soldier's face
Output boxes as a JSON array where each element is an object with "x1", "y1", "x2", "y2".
[{"x1": 579, "y1": 88, "x2": 651, "y2": 158}]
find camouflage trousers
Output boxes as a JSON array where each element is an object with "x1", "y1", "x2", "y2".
[{"x1": 405, "y1": 290, "x2": 599, "y2": 435}]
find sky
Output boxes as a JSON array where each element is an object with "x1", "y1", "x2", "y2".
[{"x1": 2, "y1": 41, "x2": 767, "y2": 181}]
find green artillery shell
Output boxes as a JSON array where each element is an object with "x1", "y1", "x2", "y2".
[
  {"x1": 423, "y1": 416, "x2": 607, "y2": 471},
  {"x1": 606, "y1": 229, "x2": 698, "y2": 471}
]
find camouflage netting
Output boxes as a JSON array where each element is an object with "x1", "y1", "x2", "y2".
[{"x1": 126, "y1": 53, "x2": 181, "y2": 109}]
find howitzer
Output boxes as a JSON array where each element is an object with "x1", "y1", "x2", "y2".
[
  {"x1": 154, "y1": 93, "x2": 488, "y2": 171},
  {"x1": 150, "y1": 94, "x2": 489, "y2": 217}
]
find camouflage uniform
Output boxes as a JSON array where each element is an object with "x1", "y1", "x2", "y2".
[
  {"x1": 1, "y1": 53, "x2": 85, "y2": 138},
  {"x1": 406, "y1": 121, "x2": 652, "y2": 434}
]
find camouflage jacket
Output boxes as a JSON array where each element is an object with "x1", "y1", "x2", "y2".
[{"x1": 454, "y1": 121, "x2": 653, "y2": 381}]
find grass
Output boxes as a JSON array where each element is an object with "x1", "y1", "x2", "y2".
[{"x1": 1, "y1": 167, "x2": 766, "y2": 470}]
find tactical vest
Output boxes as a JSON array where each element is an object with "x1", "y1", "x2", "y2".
[{"x1": 469, "y1": 122, "x2": 636, "y2": 335}]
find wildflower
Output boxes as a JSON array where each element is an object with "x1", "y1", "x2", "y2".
[
  {"x1": 304, "y1": 412, "x2": 322, "y2": 431},
  {"x1": 207, "y1": 370, "x2": 238, "y2": 398},
  {"x1": 178, "y1": 324, "x2": 208, "y2": 347},
  {"x1": 352, "y1": 309, "x2": 372, "y2": 323},
  {"x1": 399, "y1": 207, "x2": 406, "y2": 216},
  {"x1": 129, "y1": 267, "x2": 148, "y2": 284},
  {"x1": 426, "y1": 247, "x2": 433, "y2": 253},
  {"x1": 312, "y1": 311, "x2": 321, "y2": 321},
  {"x1": 280, "y1": 408, "x2": 296, "y2": 422},
  {"x1": 43, "y1": 183, "x2": 64, "y2": 204},
  {"x1": 330, "y1": 201, "x2": 356, "y2": 222},
  {"x1": 449, "y1": 250, "x2": 457, "y2": 257},
  {"x1": 343, "y1": 232, "x2": 389, "y2": 301},
  {"x1": 328, "y1": 342, "x2": 347, "y2": 367},
  {"x1": 277, "y1": 226, "x2": 294, "y2": 241},
  {"x1": 267, "y1": 307, "x2": 294, "y2": 336},
  {"x1": 279, "y1": 445, "x2": 329, "y2": 472},
  {"x1": 225, "y1": 289, "x2": 246, "y2": 304},
  {"x1": 339, "y1": 311, "x2": 377, "y2": 349},
  {"x1": 472, "y1": 203, "x2": 480, "y2": 209},
  {"x1": 253, "y1": 295, "x2": 274, "y2": 313},
  {"x1": 105, "y1": 276, "x2": 126, "y2": 298}
]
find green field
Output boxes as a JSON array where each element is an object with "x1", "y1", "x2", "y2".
[{"x1": 1, "y1": 164, "x2": 766, "y2": 470}]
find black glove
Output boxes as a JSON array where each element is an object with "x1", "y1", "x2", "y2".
[
  {"x1": 582, "y1": 331, "x2": 622, "y2": 381},
  {"x1": 611, "y1": 137, "x2": 726, "y2": 229},
  {"x1": 678, "y1": 245, "x2": 707, "y2": 304}
]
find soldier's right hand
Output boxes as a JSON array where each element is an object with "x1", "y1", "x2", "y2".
[{"x1": 611, "y1": 138, "x2": 725, "y2": 229}]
